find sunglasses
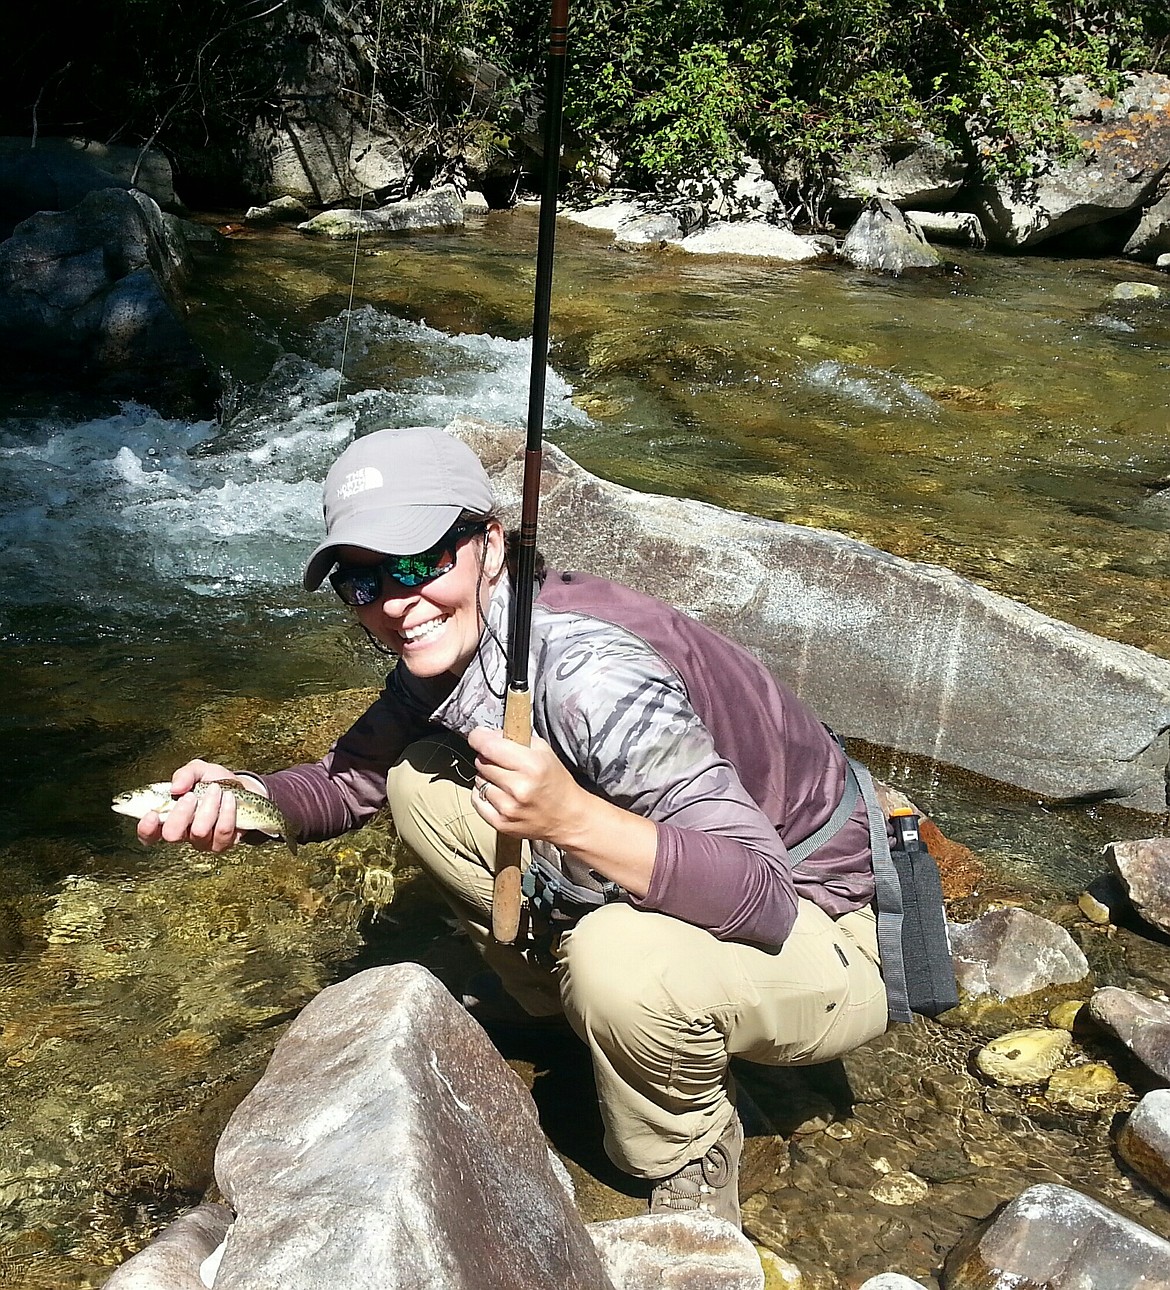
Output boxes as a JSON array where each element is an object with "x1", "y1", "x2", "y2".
[{"x1": 329, "y1": 522, "x2": 487, "y2": 606}]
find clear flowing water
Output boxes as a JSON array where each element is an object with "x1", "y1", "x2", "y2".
[{"x1": 1, "y1": 209, "x2": 1169, "y2": 1285}]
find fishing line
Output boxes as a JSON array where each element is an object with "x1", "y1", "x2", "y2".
[{"x1": 336, "y1": 0, "x2": 389, "y2": 407}]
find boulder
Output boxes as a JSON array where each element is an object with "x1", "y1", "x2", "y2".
[
  {"x1": 564, "y1": 199, "x2": 691, "y2": 245},
  {"x1": 1112, "y1": 281, "x2": 1162, "y2": 301},
  {"x1": 974, "y1": 1028, "x2": 1071, "y2": 1087},
  {"x1": 0, "y1": 187, "x2": 217, "y2": 416},
  {"x1": 616, "y1": 212, "x2": 686, "y2": 246},
  {"x1": 828, "y1": 134, "x2": 968, "y2": 209},
  {"x1": 240, "y1": 58, "x2": 408, "y2": 207},
  {"x1": 679, "y1": 158, "x2": 783, "y2": 222},
  {"x1": 944, "y1": 1183, "x2": 1170, "y2": 1289},
  {"x1": 587, "y1": 1213, "x2": 763, "y2": 1290},
  {"x1": 671, "y1": 222, "x2": 823, "y2": 262},
  {"x1": 970, "y1": 72, "x2": 1170, "y2": 250},
  {"x1": 1088, "y1": 987, "x2": 1170, "y2": 1082},
  {"x1": 1124, "y1": 189, "x2": 1170, "y2": 259},
  {"x1": 103, "y1": 1203, "x2": 232, "y2": 1289},
  {"x1": 298, "y1": 185, "x2": 464, "y2": 238},
  {"x1": 858, "y1": 1278, "x2": 931, "y2": 1290},
  {"x1": 448, "y1": 424, "x2": 1170, "y2": 814},
  {"x1": 244, "y1": 195, "x2": 310, "y2": 226},
  {"x1": 0, "y1": 136, "x2": 175, "y2": 232},
  {"x1": 211, "y1": 963, "x2": 613, "y2": 1290},
  {"x1": 904, "y1": 210, "x2": 986, "y2": 247},
  {"x1": 1117, "y1": 1088, "x2": 1170, "y2": 1198},
  {"x1": 839, "y1": 198, "x2": 942, "y2": 274},
  {"x1": 948, "y1": 909, "x2": 1090, "y2": 1000},
  {"x1": 1105, "y1": 837, "x2": 1170, "y2": 934}
]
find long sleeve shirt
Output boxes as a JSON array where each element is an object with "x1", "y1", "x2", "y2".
[{"x1": 259, "y1": 571, "x2": 875, "y2": 950}]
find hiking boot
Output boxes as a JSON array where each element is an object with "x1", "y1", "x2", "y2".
[
  {"x1": 460, "y1": 970, "x2": 572, "y2": 1034},
  {"x1": 649, "y1": 1112, "x2": 743, "y2": 1227}
]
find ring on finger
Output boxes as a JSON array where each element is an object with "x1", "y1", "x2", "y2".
[{"x1": 477, "y1": 780, "x2": 490, "y2": 802}]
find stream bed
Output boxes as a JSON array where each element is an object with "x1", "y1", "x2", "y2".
[{"x1": 1, "y1": 208, "x2": 1169, "y2": 1285}]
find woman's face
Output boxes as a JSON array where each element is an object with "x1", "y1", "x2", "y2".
[{"x1": 339, "y1": 521, "x2": 505, "y2": 679}]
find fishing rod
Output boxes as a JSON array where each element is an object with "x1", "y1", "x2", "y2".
[{"x1": 492, "y1": 0, "x2": 569, "y2": 945}]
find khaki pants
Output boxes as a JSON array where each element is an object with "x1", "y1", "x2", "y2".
[{"x1": 387, "y1": 732, "x2": 889, "y2": 1179}]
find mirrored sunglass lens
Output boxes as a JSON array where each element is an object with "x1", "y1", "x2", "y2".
[{"x1": 337, "y1": 569, "x2": 381, "y2": 604}]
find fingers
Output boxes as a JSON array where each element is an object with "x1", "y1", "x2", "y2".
[{"x1": 147, "y1": 775, "x2": 242, "y2": 853}]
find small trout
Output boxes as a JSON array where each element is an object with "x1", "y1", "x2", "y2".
[{"x1": 112, "y1": 779, "x2": 298, "y2": 855}]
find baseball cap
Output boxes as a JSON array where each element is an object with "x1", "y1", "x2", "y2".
[{"x1": 302, "y1": 427, "x2": 495, "y2": 591}]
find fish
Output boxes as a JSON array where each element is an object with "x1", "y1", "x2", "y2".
[{"x1": 111, "y1": 778, "x2": 298, "y2": 855}]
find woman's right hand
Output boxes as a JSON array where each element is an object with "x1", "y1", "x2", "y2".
[{"x1": 136, "y1": 760, "x2": 265, "y2": 853}]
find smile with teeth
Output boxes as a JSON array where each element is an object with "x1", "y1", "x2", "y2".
[{"x1": 401, "y1": 616, "x2": 449, "y2": 644}]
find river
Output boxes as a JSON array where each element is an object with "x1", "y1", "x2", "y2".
[{"x1": 1, "y1": 207, "x2": 1168, "y2": 1285}]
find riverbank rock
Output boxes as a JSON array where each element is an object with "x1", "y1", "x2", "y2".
[
  {"x1": 210, "y1": 963, "x2": 612, "y2": 1289},
  {"x1": 943, "y1": 1182, "x2": 1170, "y2": 1288},
  {"x1": 588, "y1": 1213, "x2": 763, "y2": 1290},
  {"x1": 447, "y1": 423, "x2": 1170, "y2": 814},
  {"x1": 671, "y1": 222, "x2": 823, "y2": 262},
  {"x1": 0, "y1": 136, "x2": 176, "y2": 233},
  {"x1": 1117, "y1": 1089, "x2": 1170, "y2": 1197},
  {"x1": 970, "y1": 72, "x2": 1170, "y2": 251},
  {"x1": 298, "y1": 185, "x2": 464, "y2": 238},
  {"x1": 0, "y1": 186, "x2": 217, "y2": 416},
  {"x1": 1125, "y1": 189, "x2": 1170, "y2": 259},
  {"x1": 974, "y1": 1028, "x2": 1071, "y2": 1087},
  {"x1": 904, "y1": 211, "x2": 986, "y2": 247},
  {"x1": 563, "y1": 199, "x2": 691, "y2": 246},
  {"x1": 839, "y1": 198, "x2": 942, "y2": 274},
  {"x1": 949, "y1": 908, "x2": 1090, "y2": 1001},
  {"x1": 828, "y1": 134, "x2": 967, "y2": 211},
  {"x1": 1089, "y1": 987, "x2": 1170, "y2": 1082},
  {"x1": 244, "y1": 195, "x2": 310, "y2": 226},
  {"x1": 103, "y1": 1203, "x2": 232, "y2": 1289},
  {"x1": 1105, "y1": 837, "x2": 1170, "y2": 935}
]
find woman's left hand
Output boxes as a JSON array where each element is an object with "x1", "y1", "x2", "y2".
[{"x1": 467, "y1": 726, "x2": 585, "y2": 847}]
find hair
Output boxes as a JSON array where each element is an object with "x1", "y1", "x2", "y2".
[{"x1": 458, "y1": 510, "x2": 547, "y2": 585}]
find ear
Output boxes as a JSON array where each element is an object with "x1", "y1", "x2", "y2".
[{"x1": 484, "y1": 521, "x2": 507, "y2": 580}]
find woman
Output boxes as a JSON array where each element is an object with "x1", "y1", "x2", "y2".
[{"x1": 139, "y1": 425, "x2": 891, "y2": 1226}]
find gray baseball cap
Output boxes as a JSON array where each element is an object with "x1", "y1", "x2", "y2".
[{"x1": 302, "y1": 427, "x2": 495, "y2": 591}]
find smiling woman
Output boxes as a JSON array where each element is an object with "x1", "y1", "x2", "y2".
[{"x1": 136, "y1": 422, "x2": 908, "y2": 1229}]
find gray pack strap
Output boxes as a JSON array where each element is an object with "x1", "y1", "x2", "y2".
[
  {"x1": 787, "y1": 762, "x2": 861, "y2": 866},
  {"x1": 849, "y1": 757, "x2": 912, "y2": 1024}
]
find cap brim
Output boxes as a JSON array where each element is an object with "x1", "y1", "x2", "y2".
[{"x1": 302, "y1": 504, "x2": 465, "y2": 590}]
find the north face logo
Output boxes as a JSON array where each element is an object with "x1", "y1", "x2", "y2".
[{"x1": 335, "y1": 467, "x2": 383, "y2": 500}]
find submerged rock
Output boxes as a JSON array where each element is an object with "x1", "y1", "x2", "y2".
[
  {"x1": 1089, "y1": 987, "x2": 1170, "y2": 1082},
  {"x1": 974, "y1": 1028, "x2": 1071, "y2": 1087},
  {"x1": 211, "y1": 963, "x2": 612, "y2": 1290},
  {"x1": 943, "y1": 1182, "x2": 1170, "y2": 1289},
  {"x1": 1105, "y1": 837, "x2": 1170, "y2": 935},
  {"x1": 1044, "y1": 1062, "x2": 1124, "y2": 1112},
  {"x1": 949, "y1": 908, "x2": 1090, "y2": 1001},
  {"x1": 839, "y1": 198, "x2": 942, "y2": 274},
  {"x1": 1117, "y1": 1089, "x2": 1170, "y2": 1198}
]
